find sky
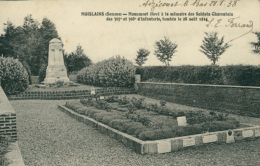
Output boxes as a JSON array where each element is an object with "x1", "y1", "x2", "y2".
[{"x1": 0, "y1": 0, "x2": 259, "y2": 66}]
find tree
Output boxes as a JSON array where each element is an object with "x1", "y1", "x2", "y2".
[
  {"x1": 135, "y1": 48, "x2": 150, "y2": 66},
  {"x1": 0, "y1": 15, "x2": 59, "y2": 76},
  {"x1": 200, "y1": 32, "x2": 231, "y2": 65},
  {"x1": 250, "y1": 31, "x2": 260, "y2": 54},
  {"x1": 64, "y1": 44, "x2": 92, "y2": 73},
  {"x1": 154, "y1": 36, "x2": 178, "y2": 66}
]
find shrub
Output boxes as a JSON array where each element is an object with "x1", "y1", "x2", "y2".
[
  {"x1": 0, "y1": 57, "x2": 29, "y2": 94},
  {"x1": 134, "y1": 128, "x2": 149, "y2": 138},
  {"x1": 139, "y1": 129, "x2": 175, "y2": 141},
  {"x1": 76, "y1": 107, "x2": 89, "y2": 115},
  {"x1": 108, "y1": 119, "x2": 131, "y2": 131},
  {"x1": 105, "y1": 95, "x2": 119, "y2": 103},
  {"x1": 126, "y1": 124, "x2": 147, "y2": 135},
  {"x1": 88, "y1": 109, "x2": 107, "y2": 118},
  {"x1": 77, "y1": 55, "x2": 135, "y2": 87},
  {"x1": 80, "y1": 98, "x2": 95, "y2": 107},
  {"x1": 95, "y1": 100, "x2": 111, "y2": 111},
  {"x1": 118, "y1": 96, "x2": 130, "y2": 105},
  {"x1": 117, "y1": 108, "x2": 129, "y2": 112},
  {"x1": 102, "y1": 115, "x2": 125, "y2": 125},
  {"x1": 94, "y1": 112, "x2": 114, "y2": 122},
  {"x1": 38, "y1": 63, "x2": 47, "y2": 83},
  {"x1": 130, "y1": 97, "x2": 146, "y2": 109}
]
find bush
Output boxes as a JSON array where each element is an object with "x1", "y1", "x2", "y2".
[
  {"x1": 76, "y1": 107, "x2": 89, "y2": 115},
  {"x1": 108, "y1": 119, "x2": 131, "y2": 131},
  {"x1": 102, "y1": 115, "x2": 126, "y2": 125},
  {"x1": 139, "y1": 129, "x2": 175, "y2": 141},
  {"x1": 0, "y1": 57, "x2": 29, "y2": 94},
  {"x1": 94, "y1": 112, "x2": 114, "y2": 122},
  {"x1": 105, "y1": 95, "x2": 119, "y2": 103},
  {"x1": 88, "y1": 109, "x2": 107, "y2": 118},
  {"x1": 136, "y1": 65, "x2": 260, "y2": 86},
  {"x1": 126, "y1": 124, "x2": 147, "y2": 135},
  {"x1": 38, "y1": 63, "x2": 47, "y2": 83},
  {"x1": 80, "y1": 98, "x2": 95, "y2": 107},
  {"x1": 77, "y1": 55, "x2": 135, "y2": 87}
]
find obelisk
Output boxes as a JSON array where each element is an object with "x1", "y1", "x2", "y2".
[{"x1": 44, "y1": 38, "x2": 69, "y2": 84}]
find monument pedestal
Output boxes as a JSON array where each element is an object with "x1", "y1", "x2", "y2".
[
  {"x1": 43, "y1": 38, "x2": 70, "y2": 84},
  {"x1": 44, "y1": 65, "x2": 69, "y2": 84}
]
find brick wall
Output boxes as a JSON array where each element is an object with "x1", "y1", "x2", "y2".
[
  {"x1": 0, "y1": 87, "x2": 17, "y2": 141},
  {"x1": 7, "y1": 87, "x2": 136, "y2": 100},
  {"x1": 137, "y1": 82, "x2": 260, "y2": 117}
]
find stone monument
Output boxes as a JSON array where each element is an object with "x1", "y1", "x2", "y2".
[{"x1": 44, "y1": 38, "x2": 69, "y2": 84}]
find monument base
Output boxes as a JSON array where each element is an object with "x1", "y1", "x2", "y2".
[
  {"x1": 44, "y1": 65, "x2": 70, "y2": 84},
  {"x1": 44, "y1": 77, "x2": 70, "y2": 84}
]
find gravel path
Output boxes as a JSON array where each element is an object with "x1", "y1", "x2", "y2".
[{"x1": 11, "y1": 100, "x2": 260, "y2": 166}]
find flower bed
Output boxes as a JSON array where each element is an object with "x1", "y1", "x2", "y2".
[{"x1": 64, "y1": 95, "x2": 242, "y2": 141}]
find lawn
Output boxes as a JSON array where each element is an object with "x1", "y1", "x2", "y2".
[{"x1": 11, "y1": 96, "x2": 260, "y2": 165}]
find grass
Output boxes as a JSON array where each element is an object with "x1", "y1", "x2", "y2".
[{"x1": 11, "y1": 96, "x2": 260, "y2": 165}]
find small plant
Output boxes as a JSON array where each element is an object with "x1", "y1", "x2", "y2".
[
  {"x1": 94, "y1": 93, "x2": 101, "y2": 101},
  {"x1": 131, "y1": 97, "x2": 146, "y2": 109},
  {"x1": 118, "y1": 96, "x2": 130, "y2": 105},
  {"x1": 105, "y1": 95, "x2": 119, "y2": 103},
  {"x1": 95, "y1": 100, "x2": 111, "y2": 112},
  {"x1": 160, "y1": 100, "x2": 167, "y2": 107},
  {"x1": 55, "y1": 80, "x2": 64, "y2": 87},
  {"x1": 127, "y1": 102, "x2": 137, "y2": 114}
]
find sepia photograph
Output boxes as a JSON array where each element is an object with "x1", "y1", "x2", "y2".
[{"x1": 0, "y1": 0, "x2": 259, "y2": 165}]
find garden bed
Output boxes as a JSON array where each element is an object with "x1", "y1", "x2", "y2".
[{"x1": 59, "y1": 95, "x2": 260, "y2": 154}]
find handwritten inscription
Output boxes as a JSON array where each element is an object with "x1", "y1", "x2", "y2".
[
  {"x1": 205, "y1": 17, "x2": 253, "y2": 42},
  {"x1": 140, "y1": 0, "x2": 240, "y2": 11}
]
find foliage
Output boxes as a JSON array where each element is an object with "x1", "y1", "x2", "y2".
[
  {"x1": 101, "y1": 115, "x2": 126, "y2": 125},
  {"x1": 105, "y1": 95, "x2": 119, "y2": 103},
  {"x1": 0, "y1": 15, "x2": 59, "y2": 75},
  {"x1": 77, "y1": 55, "x2": 135, "y2": 87},
  {"x1": 95, "y1": 100, "x2": 111, "y2": 112},
  {"x1": 38, "y1": 63, "x2": 47, "y2": 83},
  {"x1": 118, "y1": 96, "x2": 130, "y2": 105},
  {"x1": 135, "y1": 48, "x2": 150, "y2": 66},
  {"x1": 130, "y1": 97, "x2": 146, "y2": 109},
  {"x1": 136, "y1": 65, "x2": 260, "y2": 86},
  {"x1": 64, "y1": 45, "x2": 92, "y2": 73},
  {"x1": 250, "y1": 31, "x2": 260, "y2": 54},
  {"x1": 200, "y1": 32, "x2": 231, "y2": 65},
  {"x1": 94, "y1": 112, "x2": 114, "y2": 122},
  {"x1": 0, "y1": 57, "x2": 29, "y2": 94},
  {"x1": 154, "y1": 36, "x2": 178, "y2": 66}
]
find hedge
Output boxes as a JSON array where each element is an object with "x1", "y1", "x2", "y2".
[
  {"x1": 77, "y1": 55, "x2": 135, "y2": 87},
  {"x1": 136, "y1": 65, "x2": 260, "y2": 86},
  {"x1": 0, "y1": 57, "x2": 29, "y2": 94}
]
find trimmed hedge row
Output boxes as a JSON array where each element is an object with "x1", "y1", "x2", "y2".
[
  {"x1": 139, "y1": 120, "x2": 239, "y2": 141},
  {"x1": 136, "y1": 65, "x2": 260, "y2": 86}
]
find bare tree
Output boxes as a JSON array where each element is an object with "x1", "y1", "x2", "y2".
[{"x1": 200, "y1": 32, "x2": 231, "y2": 65}]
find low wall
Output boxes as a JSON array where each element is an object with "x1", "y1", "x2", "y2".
[
  {"x1": 137, "y1": 82, "x2": 260, "y2": 117},
  {"x1": 7, "y1": 87, "x2": 136, "y2": 100},
  {"x1": 0, "y1": 87, "x2": 17, "y2": 141}
]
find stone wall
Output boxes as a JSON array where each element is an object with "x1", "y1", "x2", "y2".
[
  {"x1": 0, "y1": 87, "x2": 17, "y2": 141},
  {"x1": 137, "y1": 82, "x2": 260, "y2": 116}
]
